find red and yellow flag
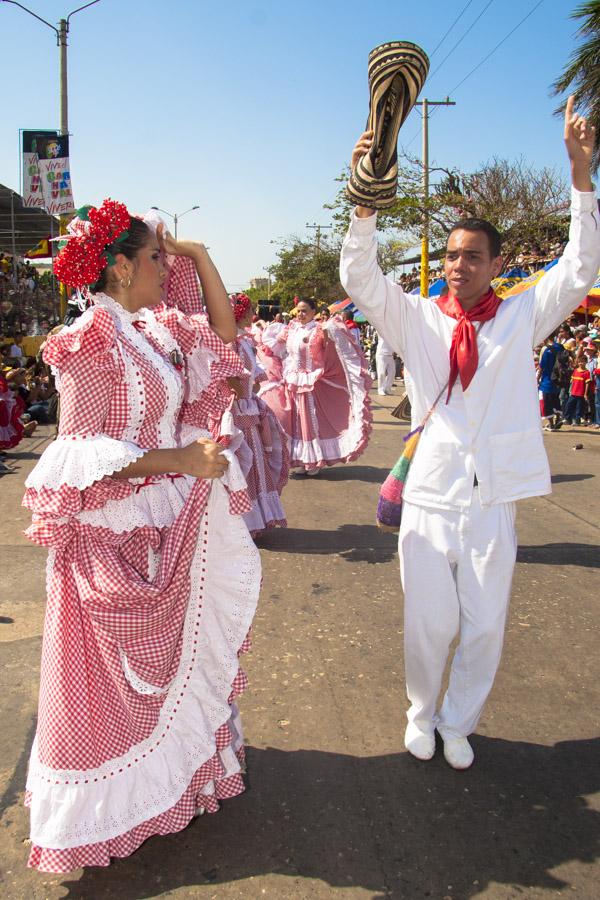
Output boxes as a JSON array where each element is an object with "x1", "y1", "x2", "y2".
[{"x1": 25, "y1": 236, "x2": 51, "y2": 259}]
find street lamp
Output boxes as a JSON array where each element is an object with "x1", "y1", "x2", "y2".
[
  {"x1": 1, "y1": 0, "x2": 101, "y2": 136},
  {"x1": 2, "y1": 0, "x2": 101, "y2": 318},
  {"x1": 150, "y1": 206, "x2": 200, "y2": 240}
]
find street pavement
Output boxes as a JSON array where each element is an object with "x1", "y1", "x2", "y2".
[{"x1": 1, "y1": 386, "x2": 599, "y2": 900}]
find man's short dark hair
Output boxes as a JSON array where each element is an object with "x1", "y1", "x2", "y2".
[{"x1": 448, "y1": 218, "x2": 503, "y2": 259}]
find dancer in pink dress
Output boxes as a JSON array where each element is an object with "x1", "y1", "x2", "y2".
[
  {"x1": 22, "y1": 200, "x2": 261, "y2": 872},
  {"x1": 261, "y1": 298, "x2": 372, "y2": 473},
  {"x1": 0, "y1": 372, "x2": 26, "y2": 451},
  {"x1": 229, "y1": 294, "x2": 289, "y2": 536},
  {"x1": 0, "y1": 372, "x2": 37, "y2": 473}
]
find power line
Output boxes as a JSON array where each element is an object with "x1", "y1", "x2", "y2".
[
  {"x1": 428, "y1": 0, "x2": 478, "y2": 59},
  {"x1": 445, "y1": 0, "x2": 545, "y2": 96},
  {"x1": 402, "y1": 0, "x2": 546, "y2": 151},
  {"x1": 428, "y1": 0, "x2": 495, "y2": 80}
]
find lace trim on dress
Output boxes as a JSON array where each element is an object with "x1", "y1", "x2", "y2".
[
  {"x1": 119, "y1": 647, "x2": 169, "y2": 696},
  {"x1": 92, "y1": 295, "x2": 183, "y2": 448},
  {"x1": 24, "y1": 435, "x2": 147, "y2": 492},
  {"x1": 27, "y1": 484, "x2": 261, "y2": 849},
  {"x1": 76, "y1": 473, "x2": 194, "y2": 532}
]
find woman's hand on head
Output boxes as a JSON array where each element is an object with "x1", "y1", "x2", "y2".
[
  {"x1": 157, "y1": 223, "x2": 205, "y2": 260},
  {"x1": 177, "y1": 438, "x2": 229, "y2": 479}
]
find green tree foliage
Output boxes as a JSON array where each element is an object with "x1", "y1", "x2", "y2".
[
  {"x1": 326, "y1": 155, "x2": 569, "y2": 268},
  {"x1": 437, "y1": 158, "x2": 570, "y2": 266},
  {"x1": 552, "y1": 0, "x2": 600, "y2": 172},
  {"x1": 266, "y1": 237, "x2": 345, "y2": 309}
]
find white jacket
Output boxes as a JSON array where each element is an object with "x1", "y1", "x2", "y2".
[{"x1": 340, "y1": 187, "x2": 600, "y2": 510}]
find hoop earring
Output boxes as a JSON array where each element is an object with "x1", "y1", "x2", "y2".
[{"x1": 120, "y1": 275, "x2": 132, "y2": 289}]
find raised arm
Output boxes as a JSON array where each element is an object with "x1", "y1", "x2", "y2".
[
  {"x1": 532, "y1": 96, "x2": 600, "y2": 344},
  {"x1": 339, "y1": 131, "x2": 409, "y2": 354},
  {"x1": 158, "y1": 225, "x2": 236, "y2": 343}
]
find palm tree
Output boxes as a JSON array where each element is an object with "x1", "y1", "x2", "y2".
[{"x1": 552, "y1": 1, "x2": 600, "y2": 172}]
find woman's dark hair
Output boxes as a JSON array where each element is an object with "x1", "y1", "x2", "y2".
[
  {"x1": 90, "y1": 217, "x2": 152, "y2": 294},
  {"x1": 297, "y1": 297, "x2": 317, "y2": 311}
]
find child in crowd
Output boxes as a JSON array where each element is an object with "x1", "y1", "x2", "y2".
[{"x1": 563, "y1": 355, "x2": 592, "y2": 425}]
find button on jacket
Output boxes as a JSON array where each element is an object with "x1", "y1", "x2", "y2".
[{"x1": 340, "y1": 188, "x2": 600, "y2": 511}]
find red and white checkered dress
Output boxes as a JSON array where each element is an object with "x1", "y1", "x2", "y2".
[
  {"x1": 22, "y1": 293, "x2": 261, "y2": 873},
  {"x1": 260, "y1": 317, "x2": 373, "y2": 470},
  {"x1": 230, "y1": 333, "x2": 289, "y2": 536},
  {"x1": 0, "y1": 373, "x2": 25, "y2": 449}
]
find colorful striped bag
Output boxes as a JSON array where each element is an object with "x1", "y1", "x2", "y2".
[{"x1": 376, "y1": 380, "x2": 448, "y2": 532}]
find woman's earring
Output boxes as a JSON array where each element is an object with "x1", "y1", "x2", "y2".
[{"x1": 120, "y1": 273, "x2": 132, "y2": 289}]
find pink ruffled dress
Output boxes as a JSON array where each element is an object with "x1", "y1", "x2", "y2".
[
  {"x1": 22, "y1": 293, "x2": 261, "y2": 872},
  {"x1": 230, "y1": 332, "x2": 288, "y2": 536},
  {"x1": 0, "y1": 373, "x2": 25, "y2": 450},
  {"x1": 260, "y1": 317, "x2": 372, "y2": 470}
]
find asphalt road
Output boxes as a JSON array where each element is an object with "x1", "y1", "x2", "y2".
[{"x1": 1, "y1": 387, "x2": 599, "y2": 900}]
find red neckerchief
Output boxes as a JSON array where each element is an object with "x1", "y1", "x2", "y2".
[{"x1": 436, "y1": 288, "x2": 502, "y2": 402}]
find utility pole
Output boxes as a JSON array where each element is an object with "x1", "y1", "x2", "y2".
[
  {"x1": 306, "y1": 222, "x2": 332, "y2": 252},
  {"x1": 263, "y1": 268, "x2": 272, "y2": 302},
  {"x1": 2, "y1": 1, "x2": 101, "y2": 318},
  {"x1": 415, "y1": 97, "x2": 455, "y2": 297}
]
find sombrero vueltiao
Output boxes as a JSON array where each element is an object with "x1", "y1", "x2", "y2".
[{"x1": 347, "y1": 41, "x2": 430, "y2": 210}]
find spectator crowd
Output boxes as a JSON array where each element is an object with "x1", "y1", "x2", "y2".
[{"x1": 0, "y1": 252, "x2": 61, "y2": 337}]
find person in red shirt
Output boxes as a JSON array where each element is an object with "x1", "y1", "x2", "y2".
[{"x1": 564, "y1": 354, "x2": 592, "y2": 424}]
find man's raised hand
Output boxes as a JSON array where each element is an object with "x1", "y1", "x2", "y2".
[{"x1": 564, "y1": 95, "x2": 595, "y2": 191}]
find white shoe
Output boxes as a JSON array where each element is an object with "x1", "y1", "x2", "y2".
[
  {"x1": 404, "y1": 723, "x2": 435, "y2": 761},
  {"x1": 305, "y1": 467, "x2": 320, "y2": 476},
  {"x1": 442, "y1": 735, "x2": 474, "y2": 770}
]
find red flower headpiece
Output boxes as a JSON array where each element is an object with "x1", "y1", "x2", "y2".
[
  {"x1": 54, "y1": 198, "x2": 131, "y2": 288},
  {"x1": 293, "y1": 295, "x2": 300, "y2": 306},
  {"x1": 230, "y1": 292, "x2": 252, "y2": 322}
]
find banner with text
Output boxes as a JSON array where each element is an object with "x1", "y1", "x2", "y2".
[
  {"x1": 22, "y1": 130, "x2": 59, "y2": 208},
  {"x1": 36, "y1": 134, "x2": 74, "y2": 215}
]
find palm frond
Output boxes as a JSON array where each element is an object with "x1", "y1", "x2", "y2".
[{"x1": 552, "y1": 0, "x2": 600, "y2": 170}]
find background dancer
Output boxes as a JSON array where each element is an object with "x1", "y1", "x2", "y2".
[
  {"x1": 261, "y1": 298, "x2": 372, "y2": 474},
  {"x1": 341, "y1": 97, "x2": 600, "y2": 770},
  {"x1": 229, "y1": 292, "x2": 289, "y2": 536},
  {"x1": 375, "y1": 331, "x2": 396, "y2": 395},
  {"x1": 22, "y1": 200, "x2": 261, "y2": 871}
]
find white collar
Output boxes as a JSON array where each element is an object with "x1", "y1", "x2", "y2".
[{"x1": 92, "y1": 292, "x2": 144, "y2": 324}]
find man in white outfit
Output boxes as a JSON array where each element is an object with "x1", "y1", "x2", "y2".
[
  {"x1": 340, "y1": 98, "x2": 600, "y2": 769},
  {"x1": 375, "y1": 332, "x2": 396, "y2": 394}
]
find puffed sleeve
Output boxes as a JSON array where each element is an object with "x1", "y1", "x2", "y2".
[{"x1": 23, "y1": 306, "x2": 146, "y2": 525}]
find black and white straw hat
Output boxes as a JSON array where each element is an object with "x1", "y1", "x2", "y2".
[{"x1": 347, "y1": 41, "x2": 430, "y2": 210}]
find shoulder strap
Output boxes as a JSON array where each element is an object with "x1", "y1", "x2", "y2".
[{"x1": 419, "y1": 321, "x2": 485, "y2": 429}]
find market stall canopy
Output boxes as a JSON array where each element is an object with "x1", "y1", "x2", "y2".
[
  {"x1": 0, "y1": 184, "x2": 59, "y2": 257},
  {"x1": 499, "y1": 259, "x2": 600, "y2": 314}
]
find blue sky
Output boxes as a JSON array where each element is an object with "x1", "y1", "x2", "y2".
[{"x1": 0, "y1": 0, "x2": 582, "y2": 290}]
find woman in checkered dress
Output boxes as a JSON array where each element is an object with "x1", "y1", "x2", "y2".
[
  {"x1": 22, "y1": 203, "x2": 261, "y2": 872},
  {"x1": 228, "y1": 294, "x2": 289, "y2": 536},
  {"x1": 260, "y1": 300, "x2": 372, "y2": 473}
]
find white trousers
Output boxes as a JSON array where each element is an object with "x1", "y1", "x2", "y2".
[
  {"x1": 399, "y1": 493, "x2": 517, "y2": 739},
  {"x1": 376, "y1": 351, "x2": 395, "y2": 394}
]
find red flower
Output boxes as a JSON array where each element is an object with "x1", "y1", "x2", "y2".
[{"x1": 54, "y1": 199, "x2": 131, "y2": 288}]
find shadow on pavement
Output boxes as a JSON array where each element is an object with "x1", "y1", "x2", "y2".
[
  {"x1": 256, "y1": 524, "x2": 397, "y2": 564},
  {"x1": 63, "y1": 737, "x2": 600, "y2": 899},
  {"x1": 517, "y1": 542, "x2": 599, "y2": 568},
  {"x1": 307, "y1": 465, "x2": 391, "y2": 484},
  {"x1": 551, "y1": 473, "x2": 594, "y2": 483}
]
